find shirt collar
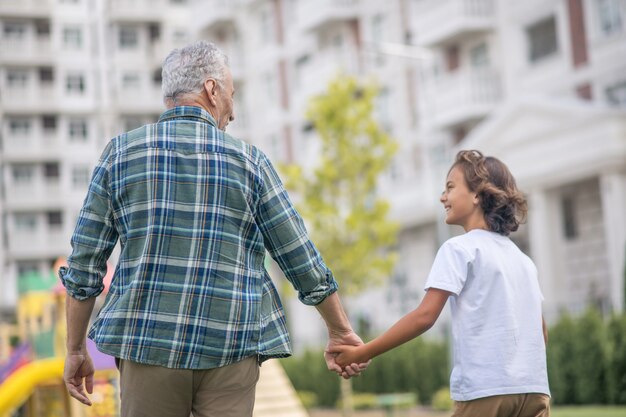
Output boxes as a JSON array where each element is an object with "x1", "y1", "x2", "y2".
[{"x1": 158, "y1": 106, "x2": 218, "y2": 128}]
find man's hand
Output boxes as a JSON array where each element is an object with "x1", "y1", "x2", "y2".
[
  {"x1": 64, "y1": 351, "x2": 95, "y2": 406},
  {"x1": 325, "y1": 330, "x2": 371, "y2": 379},
  {"x1": 330, "y1": 344, "x2": 369, "y2": 368}
]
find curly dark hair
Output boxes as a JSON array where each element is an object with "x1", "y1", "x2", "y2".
[{"x1": 451, "y1": 150, "x2": 528, "y2": 236}]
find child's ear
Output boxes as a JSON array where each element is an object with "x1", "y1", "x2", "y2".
[{"x1": 473, "y1": 194, "x2": 480, "y2": 205}]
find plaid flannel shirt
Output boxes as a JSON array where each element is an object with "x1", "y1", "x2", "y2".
[{"x1": 59, "y1": 106, "x2": 338, "y2": 369}]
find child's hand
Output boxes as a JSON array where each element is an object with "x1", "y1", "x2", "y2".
[{"x1": 331, "y1": 344, "x2": 369, "y2": 369}]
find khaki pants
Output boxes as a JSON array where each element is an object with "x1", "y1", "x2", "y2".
[
  {"x1": 452, "y1": 393, "x2": 550, "y2": 417},
  {"x1": 117, "y1": 356, "x2": 259, "y2": 417}
]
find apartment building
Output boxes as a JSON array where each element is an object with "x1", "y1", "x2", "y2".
[
  {"x1": 1, "y1": 0, "x2": 624, "y2": 352},
  {"x1": 0, "y1": 0, "x2": 191, "y2": 314},
  {"x1": 193, "y1": 0, "x2": 626, "y2": 349}
]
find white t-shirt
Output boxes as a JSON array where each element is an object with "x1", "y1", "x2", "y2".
[{"x1": 424, "y1": 229, "x2": 550, "y2": 401}]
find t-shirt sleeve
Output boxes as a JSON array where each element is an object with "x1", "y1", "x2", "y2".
[{"x1": 424, "y1": 239, "x2": 471, "y2": 296}]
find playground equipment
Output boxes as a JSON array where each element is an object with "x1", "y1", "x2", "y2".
[{"x1": 0, "y1": 258, "x2": 119, "y2": 417}]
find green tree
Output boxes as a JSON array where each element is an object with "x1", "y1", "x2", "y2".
[
  {"x1": 281, "y1": 75, "x2": 399, "y2": 415},
  {"x1": 281, "y1": 75, "x2": 399, "y2": 296}
]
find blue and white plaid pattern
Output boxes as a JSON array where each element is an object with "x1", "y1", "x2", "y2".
[{"x1": 60, "y1": 106, "x2": 338, "y2": 369}]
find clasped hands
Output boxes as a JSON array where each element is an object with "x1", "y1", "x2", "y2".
[{"x1": 324, "y1": 331, "x2": 371, "y2": 379}]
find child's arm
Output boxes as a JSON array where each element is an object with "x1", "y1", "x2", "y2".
[
  {"x1": 542, "y1": 316, "x2": 548, "y2": 346},
  {"x1": 332, "y1": 288, "x2": 451, "y2": 367}
]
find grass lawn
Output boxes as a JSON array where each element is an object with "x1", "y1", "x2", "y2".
[{"x1": 551, "y1": 406, "x2": 626, "y2": 417}]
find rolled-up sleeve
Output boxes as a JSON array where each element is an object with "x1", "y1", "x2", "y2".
[
  {"x1": 60, "y1": 141, "x2": 118, "y2": 301},
  {"x1": 255, "y1": 154, "x2": 338, "y2": 305}
]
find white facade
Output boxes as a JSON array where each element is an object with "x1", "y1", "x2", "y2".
[
  {"x1": 1, "y1": 0, "x2": 625, "y2": 353},
  {"x1": 0, "y1": 0, "x2": 190, "y2": 312},
  {"x1": 191, "y1": 0, "x2": 626, "y2": 349}
]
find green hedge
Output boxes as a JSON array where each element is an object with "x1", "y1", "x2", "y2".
[
  {"x1": 281, "y1": 337, "x2": 449, "y2": 407},
  {"x1": 548, "y1": 309, "x2": 626, "y2": 405},
  {"x1": 282, "y1": 309, "x2": 626, "y2": 408}
]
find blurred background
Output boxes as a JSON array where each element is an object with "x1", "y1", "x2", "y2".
[{"x1": 0, "y1": 0, "x2": 625, "y2": 416}]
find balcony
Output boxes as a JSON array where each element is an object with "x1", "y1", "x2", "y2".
[
  {"x1": 196, "y1": 0, "x2": 237, "y2": 32},
  {"x1": 108, "y1": 0, "x2": 168, "y2": 22},
  {"x1": 293, "y1": 49, "x2": 361, "y2": 115},
  {"x1": 4, "y1": 180, "x2": 64, "y2": 212},
  {"x1": 411, "y1": 0, "x2": 495, "y2": 47},
  {"x1": 0, "y1": 36, "x2": 54, "y2": 65},
  {"x1": 0, "y1": 84, "x2": 59, "y2": 113},
  {"x1": 8, "y1": 226, "x2": 69, "y2": 259},
  {"x1": 114, "y1": 84, "x2": 165, "y2": 114},
  {"x1": 0, "y1": 0, "x2": 52, "y2": 17},
  {"x1": 296, "y1": 0, "x2": 358, "y2": 32},
  {"x1": 428, "y1": 67, "x2": 502, "y2": 127},
  {"x1": 1, "y1": 129, "x2": 62, "y2": 162}
]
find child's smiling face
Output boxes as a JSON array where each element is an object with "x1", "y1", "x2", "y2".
[{"x1": 440, "y1": 166, "x2": 483, "y2": 231}]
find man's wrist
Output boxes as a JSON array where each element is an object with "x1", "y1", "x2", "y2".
[
  {"x1": 328, "y1": 326, "x2": 354, "y2": 338},
  {"x1": 66, "y1": 342, "x2": 88, "y2": 354}
]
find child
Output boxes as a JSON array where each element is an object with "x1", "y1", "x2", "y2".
[{"x1": 332, "y1": 150, "x2": 550, "y2": 417}]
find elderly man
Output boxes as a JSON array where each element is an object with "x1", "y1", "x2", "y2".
[{"x1": 60, "y1": 41, "x2": 366, "y2": 417}]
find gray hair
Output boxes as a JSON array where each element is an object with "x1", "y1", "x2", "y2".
[{"x1": 161, "y1": 40, "x2": 229, "y2": 104}]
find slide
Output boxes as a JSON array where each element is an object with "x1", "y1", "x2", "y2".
[
  {"x1": 0, "y1": 343, "x2": 31, "y2": 383},
  {"x1": 0, "y1": 357, "x2": 64, "y2": 417}
]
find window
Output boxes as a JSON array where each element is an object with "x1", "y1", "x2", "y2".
[
  {"x1": 42, "y1": 115, "x2": 57, "y2": 131},
  {"x1": 561, "y1": 195, "x2": 578, "y2": 239},
  {"x1": 9, "y1": 118, "x2": 31, "y2": 136},
  {"x1": 470, "y1": 43, "x2": 489, "y2": 67},
  {"x1": 606, "y1": 81, "x2": 626, "y2": 106},
  {"x1": 445, "y1": 44, "x2": 460, "y2": 72},
  {"x1": 371, "y1": 14, "x2": 386, "y2": 66},
  {"x1": 47, "y1": 211, "x2": 63, "y2": 228},
  {"x1": 259, "y1": 8, "x2": 273, "y2": 43},
  {"x1": 119, "y1": 26, "x2": 138, "y2": 49},
  {"x1": 527, "y1": 17, "x2": 558, "y2": 62},
  {"x1": 294, "y1": 55, "x2": 309, "y2": 88},
  {"x1": 72, "y1": 166, "x2": 90, "y2": 188},
  {"x1": 7, "y1": 69, "x2": 28, "y2": 88},
  {"x1": 63, "y1": 26, "x2": 82, "y2": 49},
  {"x1": 44, "y1": 162, "x2": 60, "y2": 179},
  {"x1": 3, "y1": 22, "x2": 26, "y2": 39},
  {"x1": 69, "y1": 118, "x2": 88, "y2": 141},
  {"x1": 39, "y1": 67, "x2": 54, "y2": 83},
  {"x1": 35, "y1": 20, "x2": 51, "y2": 36},
  {"x1": 375, "y1": 88, "x2": 391, "y2": 131},
  {"x1": 66, "y1": 73, "x2": 85, "y2": 94},
  {"x1": 597, "y1": 0, "x2": 623, "y2": 35},
  {"x1": 122, "y1": 72, "x2": 140, "y2": 89},
  {"x1": 17, "y1": 261, "x2": 39, "y2": 277},
  {"x1": 12, "y1": 165, "x2": 35, "y2": 184},
  {"x1": 148, "y1": 23, "x2": 160, "y2": 42},
  {"x1": 264, "y1": 73, "x2": 277, "y2": 104},
  {"x1": 14, "y1": 213, "x2": 37, "y2": 231},
  {"x1": 152, "y1": 68, "x2": 162, "y2": 85}
]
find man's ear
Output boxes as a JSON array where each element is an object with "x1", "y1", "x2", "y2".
[{"x1": 204, "y1": 79, "x2": 218, "y2": 105}]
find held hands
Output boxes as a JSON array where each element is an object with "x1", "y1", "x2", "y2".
[
  {"x1": 324, "y1": 330, "x2": 371, "y2": 379},
  {"x1": 63, "y1": 350, "x2": 95, "y2": 406},
  {"x1": 329, "y1": 344, "x2": 369, "y2": 369}
]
